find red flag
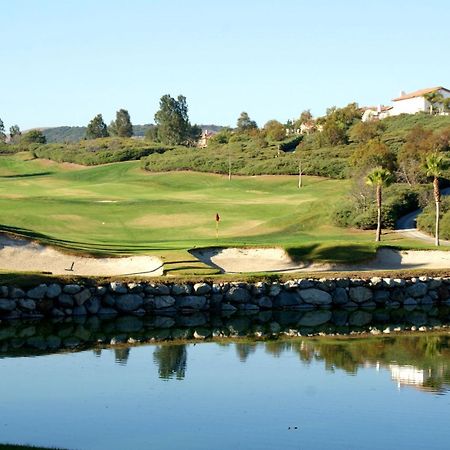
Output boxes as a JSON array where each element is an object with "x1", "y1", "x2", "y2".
[{"x1": 215, "y1": 213, "x2": 220, "y2": 222}]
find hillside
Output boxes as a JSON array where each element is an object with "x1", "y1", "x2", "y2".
[{"x1": 41, "y1": 124, "x2": 224, "y2": 143}]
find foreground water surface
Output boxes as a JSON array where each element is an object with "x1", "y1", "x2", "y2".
[{"x1": 1, "y1": 315, "x2": 450, "y2": 450}]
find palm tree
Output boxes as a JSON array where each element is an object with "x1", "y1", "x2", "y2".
[
  {"x1": 424, "y1": 91, "x2": 444, "y2": 115},
  {"x1": 366, "y1": 167, "x2": 394, "y2": 242},
  {"x1": 425, "y1": 153, "x2": 445, "y2": 246}
]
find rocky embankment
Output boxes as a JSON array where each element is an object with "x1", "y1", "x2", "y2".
[{"x1": 1, "y1": 276, "x2": 450, "y2": 320}]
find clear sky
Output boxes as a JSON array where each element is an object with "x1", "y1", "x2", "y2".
[{"x1": 1, "y1": 0, "x2": 449, "y2": 130}]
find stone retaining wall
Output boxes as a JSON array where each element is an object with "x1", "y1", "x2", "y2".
[{"x1": 1, "y1": 276, "x2": 450, "y2": 320}]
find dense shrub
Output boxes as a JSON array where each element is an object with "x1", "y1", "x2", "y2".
[
  {"x1": 334, "y1": 185, "x2": 424, "y2": 230},
  {"x1": 30, "y1": 138, "x2": 171, "y2": 165},
  {"x1": 417, "y1": 196, "x2": 450, "y2": 239},
  {"x1": 279, "y1": 135, "x2": 302, "y2": 151}
]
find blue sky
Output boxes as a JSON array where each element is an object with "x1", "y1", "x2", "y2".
[{"x1": 1, "y1": 0, "x2": 449, "y2": 130}]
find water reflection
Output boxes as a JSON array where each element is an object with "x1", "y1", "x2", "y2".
[
  {"x1": 153, "y1": 344, "x2": 187, "y2": 380},
  {"x1": 1, "y1": 308, "x2": 450, "y2": 392}
]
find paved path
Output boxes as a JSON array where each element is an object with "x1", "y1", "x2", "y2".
[{"x1": 395, "y1": 187, "x2": 450, "y2": 246}]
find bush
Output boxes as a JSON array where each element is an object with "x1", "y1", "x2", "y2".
[
  {"x1": 334, "y1": 184, "x2": 423, "y2": 230},
  {"x1": 417, "y1": 196, "x2": 450, "y2": 239}
]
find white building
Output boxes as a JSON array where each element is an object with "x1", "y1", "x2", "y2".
[
  {"x1": 390, "y1": 86, "x2": 450, "y2": 116},
  {"x1": 361, "y1": 105, "x2": 392, "y2": 122}
]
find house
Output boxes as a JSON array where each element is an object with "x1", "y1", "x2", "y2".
[
  {"x1": 361, "y1": 105, "x2": 393, "y2": 122},
  {"x1": 390, "y1": 86, "x2": 450, "y2": 116},
  {"x1": 197, "y1": 129, "x2": 216, "y2": 148}
]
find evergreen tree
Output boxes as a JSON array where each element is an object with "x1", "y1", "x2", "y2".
[
  {"x1": 110, "y1": 109, "x2": 133, "y2": 137},
  {"x1": 9, "y1": 124, "x2": 21, "y2": 142},
  {"x1": 86, "y1": 114, "x2": 109, "y2": 139},
  {"x1": 154, "y1": 94, "x2": 191, "y2": 145},
  {"x1": 0, "y1": 118, "x2": 6, "y2": 142},
  {"x1": 236, "y1": 112, "x2": 257, "y2": 132}
]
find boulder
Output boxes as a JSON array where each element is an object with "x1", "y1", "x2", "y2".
[
  {"x1": 109, "y1": 282, "x2": 128, "y2": 294},
  {"x1": 349, "y1": 287, "x2": 373, "y2": 303},
  {"x1": 171, "y1": 284, "x2": 192, "y2": 295},
  {"x1": 407, "y1": 282, "x2": 428, "y2": 298},
  {"x1": 145, "y1": 284, "x2": 170, "y2": 295},
  {"x1": 299, "y1": 288, "x2": 332, "y2": 305},
  {"x1": 46, "y1": 284, "x2": 62, "y2": 299},
  {"x1": 9, "y1": 287, "x2": 25, "y2": 298},
  {"x1": 72, "y1": 305, "x2": 87, "y2": 316},
  {"x1": 193, "y1": 283, "x2": 211, "y2": 295},
  {"x1": 257, "y1": 296, "x2": 273, "y2": 309},
  {"x1": 63, "y1": 284, "x2": 82, "y2": 295},
  {"x1": 97, "y1": 307, "x2": 118, "y2": 316},
  {"x1": 0, "y1": 286, "x2": 8, "y2": 298},
  {"x1": 373, "y1": 290, "x2": 390, "y2": 304},
  {"x1": 85, "y1": 297, "x2": 101, "y2": 315},
  {"x1": 18, "y1": 298, "x2": 36, "y2": 311},
  {"x1": 298, "y1": 310, "x2": 332, "y2": 327},
  {"x1": 74, "y1": 289, "x2": 91, "y2": 306},
  {"x1": 176, "y1": 296, "x2": 207, "y2": 310},
  {"x1": 27, "y1": 284, "x2": 48, "y2": 300},
  {"x1": 0, "y1": 299, "x2": 16, "y2": 312},
  {"x1": 273, "y1": 291, "x2": 302, "y2": 308},
  {"x1": 58, "y1": 294, "x2": 74, "y2": 308},
  {"x1": 333, "y1": 287, "x2": 349, "y2": 305},
  {"x1": 115, "y1": 294, "x2": 143, "y2": 312},
  {"x1": 153, "y1": 295, "x2": 176, "y2": 309},
  {"x1": 226, "y1": 286, "x2": 251, "y2": 303}
]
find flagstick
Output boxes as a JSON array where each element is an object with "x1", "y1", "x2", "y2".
[
  {"x1": 216, "y1": 220, "x2": 219, "y2": 241},
  {"x1": 298, "y1": 160, "x2": 302, "y2": 189}
]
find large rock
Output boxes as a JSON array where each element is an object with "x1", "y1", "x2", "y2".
[
  {"x1": 58, "y1": 294, "x2": 74, "y2": 308},
  {"x1": 349, "y1": 287, "x2": 373, "y2": 303},
  {"x1": 407, "y1": 282, "x2": 428, "y2": 298},
  {"x1": 299, "y1": 288, "x2": 332, "y2": 305},
  {"x1": 18, "y1": 298, "x2": 36, "y2": 311},
  {"x1": 193, "y1": 283, "x2": 211, "y2": 295},
  {"x1": 115, "y1": 294, "x2": 143, "y2": 312},
  {"x1": 176, "y1": 296, "x2": 207, "y2": 310},
  {"x1": 85, "y1": 297, "x2": 101, "y2": 314},
  {"x1": 27, "y1": 284, "x2": 48, "y2": 300},
  {"x1": 349, "y1": 310, "x2": 373, "y2": 327},
  {"x1": 46, "y1": 284, "x2": 62, "y2": 299},
  {"x1": 109, "y1": 282, "x2": 128, "y2": 294},
  {"x1": 0, "y1": 286, "x2": 8, "y2": 298},
  {"x1": 373, "y1": 290, "x2": 390, "y2": 303},
  {"x1": 0, "y1": 299, "x2": 16, "y2": 312},
  {"x1": 333, "y1": 287, "x2": 349, "y2": 305},
  {"x1": 273, "y1": 291, "x2": 302, "y2": 308},
  {"x1": 74, "y1": 289, "x2": 91, "y2": 306},
  {"x1": 145, "y1": 284, "x2": 170, "y2": 295},
  {"x1": 63, "y1": 284, "x2": 82, "y2": 295},
  {"x1": 257, "y1": 296, "x2": 273, "y2": 309},
  {"x1": 171, "y1": 284, "x2": 192, "y2": 295},
  {"x1": 226, "y1": 287, "x2": 251, "y2": 303},
  {"x1": 153, "y1": 295, "x2": 176, "y2": 309},
  {"x1": 9, "y1": 287, "x2": 25, "y2": 298},
  {"x1": 298, "y1": 310, "x2": 332, "y2": 327}
]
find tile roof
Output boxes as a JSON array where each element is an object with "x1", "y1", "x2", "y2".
[{"x1": 392, "y1": 86, "x2": 450, "y2": 102}]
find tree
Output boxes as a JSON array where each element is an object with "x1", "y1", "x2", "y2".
[
  {"x1": 9, "y1": 124, "x2": 21, "y2": 142},
  {"x1": 86, "y1": 114, "x2": 109, "y2": 139},
  {"x1": 236, "y1": 112, "x2": 257, "y2": 132},
  {"x1": 110, "y1": 109, "x2": 133, "y2": 137},
  {"x1": 424, "y1": 91, "x2": 444, "y2": 115},
  {"x1": 154, "y1": 94, "x2": 191, "y2": 145},
  {"x1": 350, "y1": 139, "x2": 396, "y2": 175},
  {"x1": 263, "y1": 119, "x2": 285, "y2": 141},
  {"x1": 348, "y1": 121, "x2": 386, "y2": 144},
  {"x1": 21, "y1": 129, "x2": 46, "y2": 144},
  {"x1": 0, "y1": 118, "x2": 5, "y2": 142},
  {"x1": 294, "y1": 110, "x2": 313, "y2": 129},
  {"x1": 144, "y1": 125, "x2": 159, "y2": 142},
  {"x1": 424, "y1": 153, "x2": 446, "y2": 246},
  {"x1": 366, "y1": 167, "x2": 394, "y2": 242}
]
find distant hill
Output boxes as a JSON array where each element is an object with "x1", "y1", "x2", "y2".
[{"x1": 42, "y1": 124, "x2": 224, "y2": 143}]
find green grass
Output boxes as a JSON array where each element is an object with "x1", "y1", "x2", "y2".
[{"x1": 0, "y1": 153, "x2": 444, "y2": 274}]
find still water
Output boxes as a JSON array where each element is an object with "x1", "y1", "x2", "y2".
[{"x1": 1, "y1": 332, "x2": 450, "y2": 449}]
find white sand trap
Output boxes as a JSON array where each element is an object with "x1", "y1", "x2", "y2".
[
  {"x1": 192, "y1": 247, "x2": 450, "y2": 273},
  {"x1": 0, "y1": 235, "x2": 163, "y2": 277}
]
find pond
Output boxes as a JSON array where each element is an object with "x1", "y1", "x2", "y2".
[{"x1": 1, "y1": 314, "x2": 450, "y2": 449}]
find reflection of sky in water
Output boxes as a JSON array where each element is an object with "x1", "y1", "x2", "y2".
[{"x1": 1, "y1": 340, "x2": 450, "y2": 450}]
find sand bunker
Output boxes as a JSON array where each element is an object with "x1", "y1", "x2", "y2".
[
  {"x1": 0, "y1": 235, "x2": 163, "y2": 277},
  {"x1": 192, "y1": 247, "x2": 450, "y2": 273}
]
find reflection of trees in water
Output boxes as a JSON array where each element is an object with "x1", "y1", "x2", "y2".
[
  {"x1": 153, "y1": 344, "x2": 187, "y2": 380},
  {"x1": 114, "y1": 347, "x2": 131, "y2": 365},
  {"x1": 235, "y1": 343, "x2": 257, "y2": 362}
]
